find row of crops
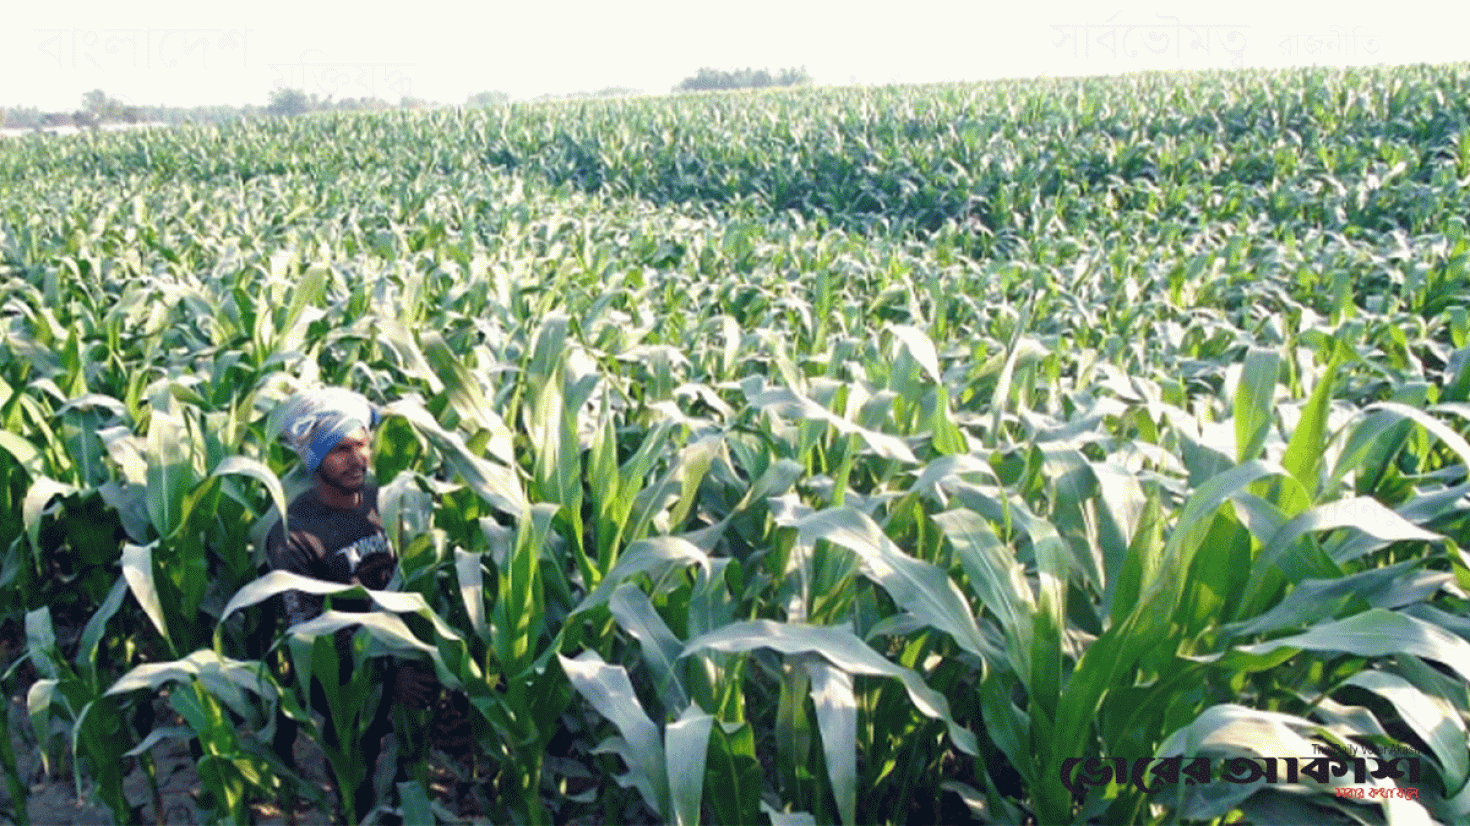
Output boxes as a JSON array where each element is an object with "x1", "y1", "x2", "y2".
[{"x1": 1, "y1": 62, "x2": 1469, "y2": 824}]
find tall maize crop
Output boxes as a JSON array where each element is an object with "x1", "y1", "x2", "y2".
[{"x1": 1, "y1": 62, "x2": 1469, "y2": 824}]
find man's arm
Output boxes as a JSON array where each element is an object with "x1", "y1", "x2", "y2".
[
  {"x1": 266, "y1": 520, "x2": 326, "y2": 627},
  {"x1": 281, "y1": 590, "x2": 324, "y2": 627}
]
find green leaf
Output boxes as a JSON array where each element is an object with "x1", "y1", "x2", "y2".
[
  {"x1": 1046, "y1": 460, "x2": 1291, "y2": 799},
  {"x1": 386, "y1": 398, "x2": 527, "y2": 516},
  {"x1": 379, "y1": 471, "x2": 434, "y2": 559},
  {"x1": 933, "y1": 508, "x2": 1031, "y2": 677},
  {"x1": 525, "y1": 361, "x2": 583, "y2": 532},
  {"x1": 396, "y1": 780, "x2": 436, "y2": 826},
  {"x1": 26, "y1": 679, "x2": 62, "y2": 776},
  {"x1": 664, "y1": 435, "x2": 722, "y2": 534},
  {"x1": 748, "y1": 385, "x2": 917, "y2": 463},
  {"x1": 281, "y1": 263, "x2": 328, "y2": 339},
  {"x1": 289, "y1": 610, "x2": 446, "y2": 671},
  {"x1": 1210, "y1": 608, "x2": 1470, "y2": 682},
  {"x1": 1090, "y1": 460, "x2": 1147, "y2": 603},
  {"x1": 454, "y1": 549, "x2": 488, "y2": 642},
  {"x1": 558, "y1": 650, "x2": 670, "y2": 819},
  {"x1": 106, "y1": 649, "x2": 276, "y2": 726},
  {"x1": 526, "y1": 313, "x2": 571, "y2": 392},
  {"x1": 209, "y1": 456, "x2": 289, "y2": 535},
  {"x1": 1225, "y1": 560, "x2": 1444, "y2": 640},
  {"x1": 76, "y1": 576, "x2": 130, "y2": 683},
  {"x1": 761, "y1": 802, "x2": 817, "y2": 826},
  {"x1": 794, "y1": 507, "x2": 1000, "y2": 665},
  {"x1": 121, "y1": 542, "x2": 170, "y2": 646},
  {"x1": 1233, "y1": 348, "x2": 1280, "y2": 464},
  {"x1": 123, "y1": 725, "x2": 193, "y2": 758},
  {"x1": 219, "y1": 571, "x2": 472, "y2": 683},
  {"x1": 1344, "y1": 670, "x2": 1467, "y2": 795},
  {"x1": 1279, "y1": 351, "x2": 1342, "y2": 513},
  {"x1": 704, "y1": 722, "x2": 763, "y2": 826},
  {"x1": 219, "y1": 569, "x2": 368, "y2": 623},
  {"x1": 1157, "y1": 704, "x2": 1434, "y2": 823},
  {"x1": 421, "y1": 331, "x2": 517, "y2": 466},
  {"x1": 1360, "y1": 401, "x2": 1470, "y2": 473},
  {"x1": 1240, "y1": 496, "x2": 1442, "y2": 613},
  {"x1": 372, "y1": 318, "x2": 444, "y2": 394},
  {"x1": 491, "y1": 502, "x2": 553, "y2": 678},
  {"x1": 681, "y1": 620, "x2": 976, "y2": 755},
  {"x1": 666, "y1": 704, "x2": 714, "y2": 826},
  {"x1": 25, "y1": 607, "x2": 60, "y2": 681},
  {"x1": 978, "y1": 673, "x2": 1033, "y2": 788},
  {"x1": 888, "y1": 324, "x2": 943, "y2": 385},
  {"x1": 22, "y1": 477, "x2": 75, "y2": 567},
  {"x1": 947, "y1": 482, "x2": 1068, "y2": 712},
  {"x1": 1310, "y1": 496, "x2": 1442, "y2": 562},
  {"x1": 145, "y1": 397, "x2": 194, "y2": 538},
  {"x1": 808, "y1": 658, "x2": 856, "y2": 826},
  {"x1": 0, "y1": 430, "x2": 44, "y2": 478},
  {"x1": 1159, "y1": 701, "x2": 1327, "y2": 756},
  {"x1": 906, "y1": 453, "x2": 997, "y2": 498},
  {"x1": 988, "y1": 300, "x2": 1032, "y2": 445},
  {"x1": 574, "y1": 535, "x2": 710, "y2": 614},
  {"x1": 609, "y1": 583, "x2": 688, "y2": 710}
]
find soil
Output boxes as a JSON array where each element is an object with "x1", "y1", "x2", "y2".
[
  {"x1": 8, "y1": 691, "x2": 342, "y2": 826},
  {"x1": 5, "y1": 693, "x2": 487, "y2": 826},
  {"x1": 0, "y1": 614, "x2": 491, "y2": 825}
]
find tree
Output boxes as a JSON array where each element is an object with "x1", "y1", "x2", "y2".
[
  {"x1": 266, "y1": 88, "x2": 312, "y2": 117},
  {"x1": 80, "y1": 89, "x2": 126, "y2": 123},
  {"x1": 466, "y1": 90, "x2": 511, "y2": 107},
  {"x1": 334, "y1": 97, "x2": 390, "y2": 111},
  {"x1": 81, "y1": 89, "x2": 109, "y2": 117},
  {"x1": 1, "y1": 106, "x2": 44, "y2": 129},
  {"x1": 674, "y1": 66, "x2": 812, "y2": 93}
]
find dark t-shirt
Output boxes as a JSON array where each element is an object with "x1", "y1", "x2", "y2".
[{"x1": 266, "y1": 482, "x2": 397, "y2": 626}]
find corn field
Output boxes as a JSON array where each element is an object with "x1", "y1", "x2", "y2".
[{"x1": 2, "y1": 62, "x2": 1470, "y2": 825}]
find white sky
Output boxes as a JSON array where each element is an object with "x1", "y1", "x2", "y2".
[{"x1": 2, "y1": 0, "x2": 1466, "y2": 111}]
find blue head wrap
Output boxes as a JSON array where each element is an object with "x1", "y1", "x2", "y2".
[{"x1": 276, "y1": 388, "x2": 381, "y2": 473}]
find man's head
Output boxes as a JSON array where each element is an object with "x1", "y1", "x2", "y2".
[
  {"x1": 276, "y1": 388, "x2": 380, "y2": 497},
  {"x1": 315, "y1": 425, "x2": 372, "y2": 494}
]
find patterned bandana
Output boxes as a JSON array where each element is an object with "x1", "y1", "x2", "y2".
[{"x1": 275, "y1": 388, "x2": 380, "y2": 472}]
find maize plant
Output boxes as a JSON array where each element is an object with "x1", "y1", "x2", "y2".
[{"x1": 0, "y1": 61, "x2": 1469, "y2": 824}]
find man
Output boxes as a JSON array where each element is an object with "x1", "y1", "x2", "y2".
[{"x1": 266, "y1": 387, "x2": 432, "y2": 822}]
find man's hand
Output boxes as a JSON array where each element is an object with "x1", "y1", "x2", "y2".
[
  {"x1": 351, "y1": 553, "x2": 396, "y2": 591},
  {"x1": 392, "y1": 660, "x2": 439, "y2": 710}
]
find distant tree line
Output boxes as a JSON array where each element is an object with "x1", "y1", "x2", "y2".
[
  {"x1": 466, "y1": 91, "x2": 512, "y2": 107},
  {"x1": 530, "y1": 87, "x2": 641, "y2": 102},
  {"x1": 2, "y1": 74, "x2": 750, "y2": 131},
  {"x1": 2, "y1": 89, "x2": 264, "y2": 129},
  {"x1": 4, "y1": 89, "x2": 140, "y2": 129},
  {"x1": 263, "y1": 88, "x2": 419, "y2": 117},
  {"x1": 674, "y1": 67, "x2": 812, "y2": 92},
  {"x1": 3, "y1": 102, "x2": 260, "y2": 129},
  {"x1": 0, "y1": 87, "x2": 458, "y2": 131}
]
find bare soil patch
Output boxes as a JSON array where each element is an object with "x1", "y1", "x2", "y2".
[{"x1": 8, "y1": 692, "x2": 343, "y2": 826}]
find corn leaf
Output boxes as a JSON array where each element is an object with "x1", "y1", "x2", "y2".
[{"x1": 682, "y1": 620, "x2": 976, "y2": 755}]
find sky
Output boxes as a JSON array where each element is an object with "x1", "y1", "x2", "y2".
[{"x1": 3, "y1": 0, "x2": 1467, "y2": 111}]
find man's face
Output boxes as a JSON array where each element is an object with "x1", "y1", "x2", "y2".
[{"x1": 317, "y1": 427, "x2": 372, "y2": 494}]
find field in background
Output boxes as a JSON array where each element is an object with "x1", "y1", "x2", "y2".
[{"x1": 2, "y1": 63, "x2": 1470, "y2": 825}]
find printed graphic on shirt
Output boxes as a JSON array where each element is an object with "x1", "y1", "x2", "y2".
[{"x1": 328, "y1": 531, "x2": 394, "y2": 589}]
